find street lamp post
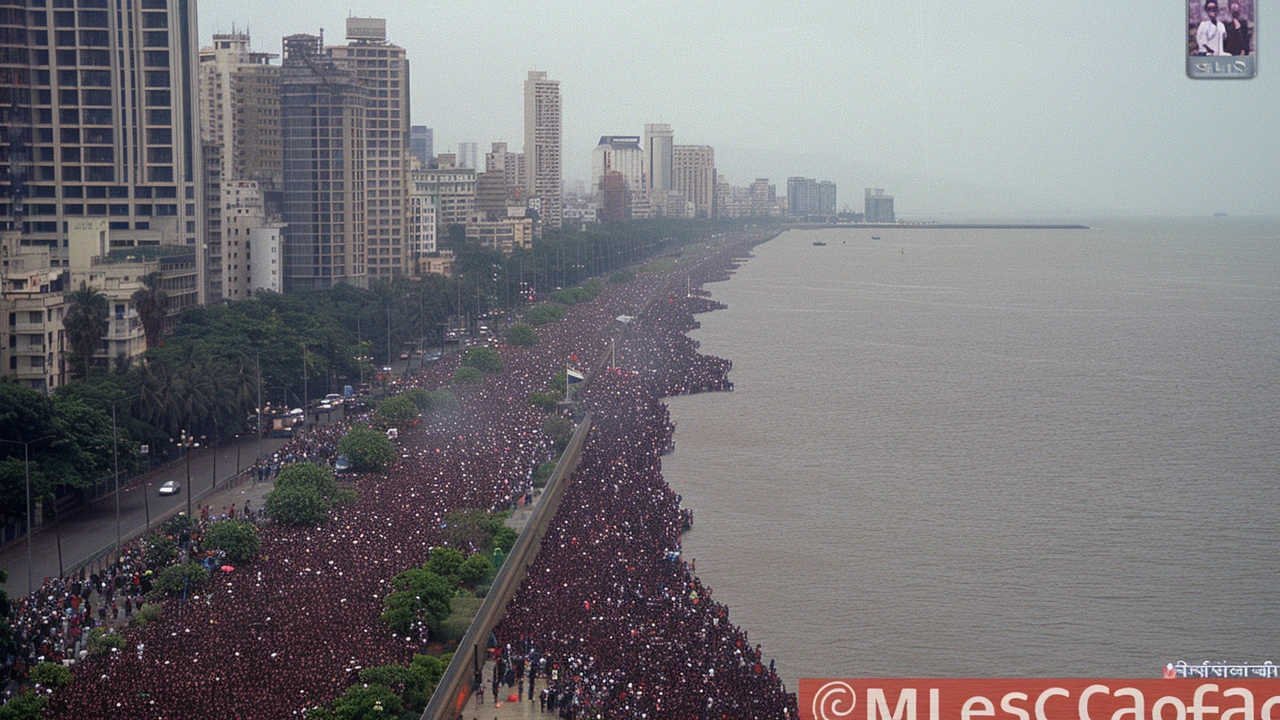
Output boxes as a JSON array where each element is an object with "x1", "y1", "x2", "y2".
[
  {"x1": 175, "y1": 430, "x2": 201, "y2": 520},
  {"x1": 0, "y1": 435, "x2": 54, "y2": 595}
]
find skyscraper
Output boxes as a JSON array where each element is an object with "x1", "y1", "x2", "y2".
[
  {"x1": 328, "y1": 18, "x2": 409, "y2": 281},
  {"x1": 591, "y1": 136, "x2": 644, "y2": 202},
  {"x1": 673, "y1": 145, "x2": 716, "y2": 218},
  {"x1": 523, "y1": 70, "x2": 561, "y2": 228},
  {"x1": 643, "y1": 123, "x2": 674, "y2": 194},
  {"x1": 0, "y1": 0, "x2": 204, "y2": 299},
  {"x1": 457, "y1": 142, "x2": 478, "y2": 170},
  {"x1": 280, "y1": 33, "x2": 366, "y2": 291}
]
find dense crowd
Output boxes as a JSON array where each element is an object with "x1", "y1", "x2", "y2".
[{"x1": 21, "y1": 230, "x2": 794, "y2": 718}]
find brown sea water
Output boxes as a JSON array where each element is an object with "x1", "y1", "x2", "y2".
[{"x1": 661, "y1": 218, "x2": 1280, "y2": 689}]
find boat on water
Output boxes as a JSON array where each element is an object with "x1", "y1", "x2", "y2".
[
  {"x1": 812, "y1": 240, "x2": 827, "y2": 246},
  {"x1": 871, "y1": 235, "x2": 881, "y2": 240}
]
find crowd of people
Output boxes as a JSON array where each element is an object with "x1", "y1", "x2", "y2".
[{"x1": 18, "y1": 229, "x2": 797, "y2": 718}]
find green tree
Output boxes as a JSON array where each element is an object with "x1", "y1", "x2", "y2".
[
  {"x1": 337, "y1": 428, "x2": 395, "y2": 473},
  {"x1": 150, "y1": 562, "x2": 209, "y2": 598},
  {"x1": 543, "y1": 414, "x2": 575, "y2": 454},
  {"x1": 131, "y1": 272, "x2": 168, "y2": 350},
  {"x1": 458, "y1": 553, "x2": 494, "y2": 585},
  {"x1": 275, "y1": 462, "x2": 338, "y2": 498},
  {"x1": 264, "y1": 483, "x2": 331, "y2": 526},
  {"x1": 425, "y1": 546, "x2": 464, "y2": 582},
  {"x1": 373, "y1": 394, "x2": 418, "y2": 427},
  {"x1": 424, "y1": 389, "x2": 459, "y2": 413},
  {"x1": 0, "y1": 688, "x2": 45, "y2": 720},
  {"x1": 85, "y1": 627, "x2": 126, "y2": 656},
  {"x1": 492, "y1": 526, "x2": 517, "y2": 555},
  {"x1": 461, "y1": 346, "x2": 503, "y2": 374},
  {"x1": 451, "y1": 366, "x2": 482, "y2": 384},
  {"x1": 63, "y1": 283, "x2": 109, "y2": 378},
  {"x1": 202, "y1": 519, "x2": 261, "y2": 564},
  {"x1": 143, "y1": 533, "x2": 178, "y2": 567},
  {"x1": 329, "y1": 682, "x2": 403, "y2": 720},
  {"x1": 523, "y1": 303, "x2": 567, "y2": 326},
  {"x1": 506, "y1": 323, "x2": 538, "y2": 346},
  {"x1": 381, "y1": 567, "x2": 455, "y2": 635},
  {"x1": 30, "y1": 661, "x2": 72, "y2": 688}
]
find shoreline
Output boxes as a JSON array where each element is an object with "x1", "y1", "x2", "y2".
[{"x1": 788, "y1": 222, "x2": 1091, "y2": 230}]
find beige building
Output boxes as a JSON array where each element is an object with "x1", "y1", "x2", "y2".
[
  {"x1": 673, "y1": 145, "x2": 716, "y2": 218},
  {"x1": 466, "y1": 218, "x2": 533, "y2": 254},
  {"x1": 1, "y1": 237, "x2": 67, "y2": 393},
  {"x1": 412, "y1": 163, "x2": 476, "y2": 236},
  {"x1": 221, "y1": 181, "x2": 284, "y2": 299},
  {"x1": 328, "y1": 18, "x2": 410, "y2": 281},
  {"x1": 524, "y1": 71, "x2": 562, "y2": 228}
]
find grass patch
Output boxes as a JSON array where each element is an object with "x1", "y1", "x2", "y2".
[{"x1": 440, "y1": 596, "x2": 484, "y2": 643}]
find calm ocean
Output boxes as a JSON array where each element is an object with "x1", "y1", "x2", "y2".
[{"x1": 661, "y1": 218, "x2": 1280, "y2": 688}]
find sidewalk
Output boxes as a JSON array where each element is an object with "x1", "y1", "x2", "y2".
[{"x1": 0, "y1": 407, "x2": 345, "y2": 597}]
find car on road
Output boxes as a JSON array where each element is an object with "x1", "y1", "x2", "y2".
[{"x1": 158, "y1": 481, "x2": 181, "y2": 496}]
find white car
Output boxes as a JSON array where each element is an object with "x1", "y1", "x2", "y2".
[{"x1": 158, "y1": 481, "x2": 181, "y2": 496}]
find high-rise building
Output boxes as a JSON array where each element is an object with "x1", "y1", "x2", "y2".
[
  {"x1": 787, "y1": 177, "x2": 837, "y2": 218},
  {"x1": 524, "y1": 71, "x2": 561, "y2": 228},
  {"x1": 220, "y1": 180, "x2": 283, "y2": 299},
  {"x1": 457, "y1": 142, "x2": 478, "y2": 170},
  {"x1": 280, "y1": 33, "x2": 366, "y2": 291},
  {"x1": 0, "y1": 0, "x2": 205, "y2": 300},
  {"x1": 411, "y1": 126, "x2": 433, "y2": 168},
  {"x1": 673, "y1": 145, "x2": 716, "y2": 218},
  {"x1": 198, "y1": 31, "x2": 282, "y2": 301},
  {"x1": 328, "y1": 18, "x2": 410, "y2": 281},
  {"x1": 591, "y1": 136, "x2": 644, "y2": 202},
  {"x1": 643, "y1": 123, "x2": 674, "y2": 194},
  {"x1": 865, "y1": 188, "x2": 895, "y2": 223}
]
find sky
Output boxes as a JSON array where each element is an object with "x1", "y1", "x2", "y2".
[{"x1": 200, "y1": 0, "x2": 1280, "y2": 219}]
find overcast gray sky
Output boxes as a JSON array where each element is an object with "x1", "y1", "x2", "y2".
[{"x1": 201, "y1": 0, "x2": 1278, "y2": 219}]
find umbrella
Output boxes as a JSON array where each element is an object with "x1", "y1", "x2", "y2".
[{"x1": 221, "y1": 565, "x2": 235, "y2": 572}]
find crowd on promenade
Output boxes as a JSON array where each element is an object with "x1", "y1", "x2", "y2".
[{"x1": 17, "y1": 229, "x2": 798, "y2": 718}]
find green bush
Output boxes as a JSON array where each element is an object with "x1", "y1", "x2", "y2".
[
  {"x1": 523, "y1": 303, "x2": 567, "y2": 326},
  {"x1": 143, "y1": 532, "x2": 178, "y2": 567},
  {"x1": 424, "y1": 388, "x2": 459, "y2": 413},
  {"x1": 609, "y1": 270, "x2": 635, "y2": 285},
  {"x1": 264, "y1": 483, "x2": 331, "y2": 526},
  {"x1": 151, "y1": 562, "x2": 209, "y2": 597},
  {"x1": 458, "y1": 553, "x2": 494, "y2": 585},
  {"x1": 86, "y1": 627, "x2": 126, "y2": 657},
  {"x1": 374, "y1": 394, "x2": 419, "y2": 427},
  {"x1": 400, "y1": 387, "x2": 431, "y2": 410},
  {"x1": 130, "y1": 603, "x2": 163, "y2": 628},
  {"x1": 30, "y1": 661, "x2": 72, "y2": 688},
  {"x1": 162, "y1": 513, "x2": 197, "y2": 537},
  {"x1": 425, "y1": 546, "x2": 464, "y2": 582},
  {"x1": 493, "y1": 526, "x2": 517, "y2": 555},
  {"x1": 550, "y1": 280, "x2": 601, "y2": 305},
  {"x1": 337, "y1": 427, "x2": 395, "y2": 472},
  {"x1": 202, "y1": 519, "x2": 261, "y2": 564},
  {"x1": 0, "y1": 689, "x2": 45, "y2": 719},
  {"x1": 451, "y1": 366, "x2": 483, "y2": 384},
  {"x1": 506, "y1": 323, "x2": 538, "y2": 347},
  {"x1": 532, "y1": 460, "x2": 557, "y2": 488},
  {"x1": 461, "y1": 346, "x2": 503, "y2": 374},
  {"x1": 543, "y1": 414, "x2": 574, "y2": 454},
  {"x1": 275, "y1": 462, "x2": 338, "y2": 498},
  {"x1": 330, "y1": 683, "x2": 403, "y2": 720},
  {"x1": 381, "y1": 567, "x2": 454, "y2": 635},
  {"x1": 527, "y1": 390, "x2": 562, "y2": 412}
]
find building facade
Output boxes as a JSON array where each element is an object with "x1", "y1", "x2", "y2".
[
  {"x1": 410, "y1": 126, "x2": 432, "y2": 168},
  {"x1": 673, "y1": 145, "x2": 716, "y2": 218},
  {"x1": 0, "y1": 0, "x2": 205, "y2": 302},
  {"x1": 590, "y1": 136, "x2": 644, "y2": 204},
  {"x1": 643, "y1": 123, "x2": 673, "y2": 195},
  {"x1": 280, "y1": 33, "x2": 366, "y2": 291},
  {"x1": 523, "y1": 71, "x2": 561, "y2": 228},
  {"x1": 327, "y1": 18, "x2": 410, "y2": 282},
  {"x1": 865, "y1": 188, "x2": 895, "y2": 223}
]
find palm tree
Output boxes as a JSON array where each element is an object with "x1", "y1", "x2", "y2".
[
  {"x1": 64, "y1": 284, "x2": 109, "y2": 379},
  {"x1": 131, "y1": 273, "x2": 168, "y2": 350}
]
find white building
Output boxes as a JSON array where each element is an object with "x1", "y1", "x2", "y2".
[{"x1": 524, "y1": 71, "x2": 562, "y2": 228}]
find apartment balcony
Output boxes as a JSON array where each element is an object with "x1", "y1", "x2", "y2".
[{"x1": 9, "y1": 321, "x2": 47, "y2": 334}]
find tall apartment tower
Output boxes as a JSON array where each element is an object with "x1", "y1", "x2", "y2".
[
  {"x1": 673, "y1": 145, "x2": 716, "y2": 218},
  {"x1": 328, "y1": 18, "x2": 409, "y2": 281},
  {"x1": 198, "y1": 31, "x2": 281, "y2": 300},
  {"x1": 643, "y1": 123, "x2": 674, "y2": 193},
  {"x1": 0, "y1": 0, "x2": 204, "y2": 301},
  {"x1": 279, "y1": 33, "x2": 366, "y2": 291},
  {"x1": 456, "y1": 142, "x2": 478, "y2": 170},
  {"x1": 523, "y1": 71, "x2": 561, "y2": 228}
]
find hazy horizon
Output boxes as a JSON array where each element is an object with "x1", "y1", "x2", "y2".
[{"x1": 200, "y1": 0, "x2": 1278, "y2": 219}]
